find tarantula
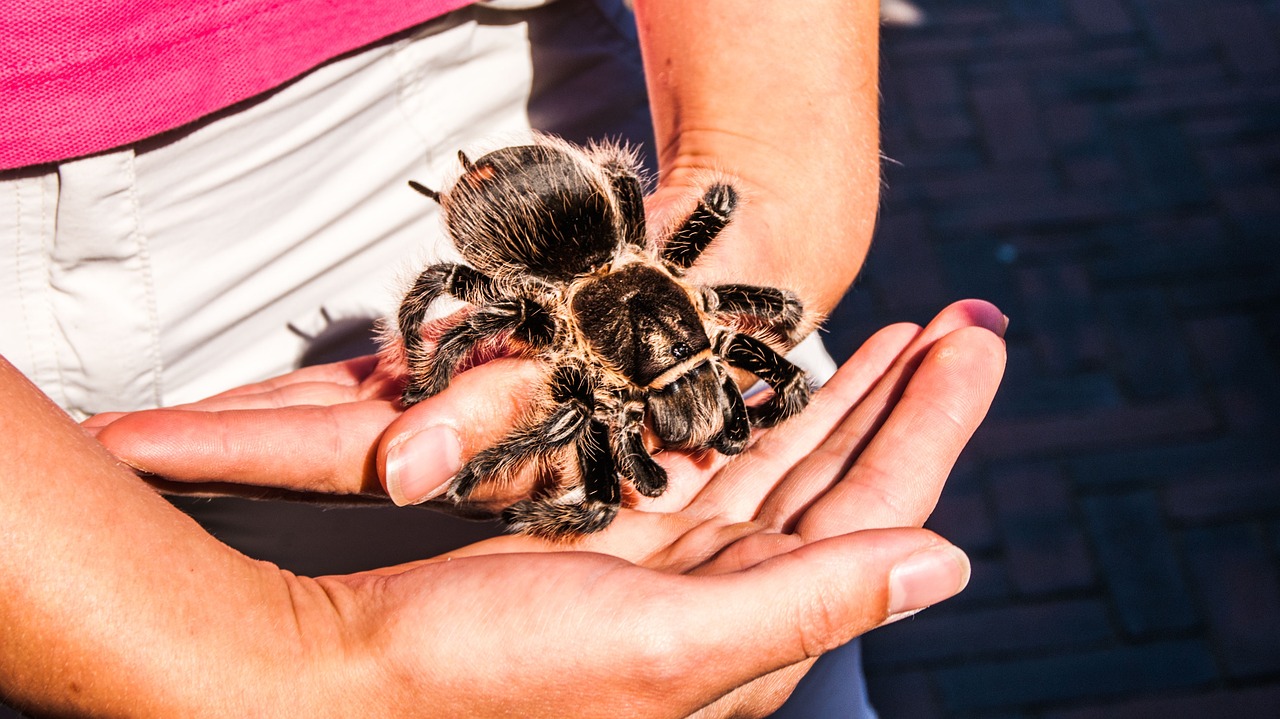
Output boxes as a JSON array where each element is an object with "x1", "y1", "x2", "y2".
[{"x1": 395, "y1": 136, "x2": 813, "y2": 538}]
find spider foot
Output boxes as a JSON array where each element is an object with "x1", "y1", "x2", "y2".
[
  {"x1": 444, "y1": 463, "x2": 483, "y2": 503},
  {"x1": 502, "y1": 494, "x2": 619, "y2": 539},
  {"x1": 748, "y1": 372, "x2": 813, "y2": 427},
  {"x1": 626, "y1": 454, "x2": 667, "y2": 498}
]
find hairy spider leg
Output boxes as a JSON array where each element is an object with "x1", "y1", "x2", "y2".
[
  {"x1": 718, "y1": 332, "x2": 813, "y2": 427},
  {"x1": 661, "y1": 183, "x2": 738, "y2": 270},
  {"x1": 710, "y1": 284, "x2": 807, "y2": 344},
  {"x1": 600, "y1": 160, "x2": 647, "y2": 249},
  {"x1": 711, "y1": 368, "x2": 752, "y2": 455},
  {"x1": 398, "y1": 263, "x2": 500, "y2": 405},
  {"x1": 503, "y1": 416, "x2": 621, "y2": 537},
  {"x1": 500, "y1": 369, "x2": 630, "y2": 537},
  {"x1": 448, "y1": 364, "x2": 595, "y2": 502},
  {"x1": 402, "y1": 296, "x2": 556, "y2": 405},
  {"x1": 612, "y1": 396, "x2": 667, "y2": 497}
]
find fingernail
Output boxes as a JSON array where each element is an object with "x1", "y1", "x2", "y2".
[
  {"x1": 386, "y1": 426, "x2": 462, "y2": 506},
  {"x1": 888, "y1": 545, "x2": 971, "y2": 616},
  {"x1": 1000, "y1": 314, "x2": 1011, "y2": 336}
]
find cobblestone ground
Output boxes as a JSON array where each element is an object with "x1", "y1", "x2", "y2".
[{"x1": 823, "y1": 1, "x2": 1280, "y2": 716}]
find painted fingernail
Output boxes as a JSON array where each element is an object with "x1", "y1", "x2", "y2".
[
  {"x1": 1000, "y1": 314, "x2": 1011, "y2": 336},
  {"x1": 887, "y1": 545, "x2": 971, "y2": 616},
  {"x1": 386, "y1": 426, "x2": 462, "y2": 506}
]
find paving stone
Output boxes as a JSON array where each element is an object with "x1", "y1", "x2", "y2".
[
  {"x1": 934, "y1": 641, "x2": 1217, "y2": 712},
  {"x1": 933, "y1": 236, "x2": 1027, "y2": 320},
  {"x1": 863, "y1": 211, "x2": 952, "y2": 314},
  {"x1": 1080, "y1": 492, "x2": 1198, "y2": 636},
  {"x1": 1115, "y1": 121, "x2": 1212, "y2": 210},
  {"x1": 1065, "y1": 0, "x2": 1138, "y2": 35},
  {"x1": 987, "y1": 370, "x2": 1124, "y2": 418},
  {"x1": 928, "y1": 460, "x2": 1001, "y2": 554},
  {"x1": 1091, "y1": 215, "x2": 1247, "y2": 285},
  {"x1": 1186, "y1": 315, "x2": 1280, "y2": 433},
  {"x1": 974, "y1": 398, "x2": 1218, "y2": 458},
  {"x1": 1096, "y1": 286, "x2": 1201, "y2": 402},
  {"x1": 1183, "y1": 525, "x2": 1280, "y2": 678},
  {"x1": 899, "y1": 63, "x2": 967, "y2": 111},
  {"x1": 1168, "y1": 266, "x2": 1280, "y2": 313},
  {"x1": 936, "y1": 190, "x2": 1130, "y2": 232},
  {"x1": 1043, "y1": 685, "x2": 1280, "y2": 719},
  {"x1": 1210, "y1": 2, "x2": 1280, "y2": 76},
  {"x1": 1042, "y1": 102, "x2": 1106, "y2": 152},
  {"x1": 989, "y1": 463, "x2": 1096, "y2": 595},
  {"x1": 1068, "y1": 435, "x2": 1280, "y2": 486},
  {"x1": 865, "y1": 599, "x2": 1112, "y2": 666},
  {"x1": 864, "y1": 671, "x2": 943, "y2": 719},
  {"x1": 1062, "y1": 154, "x2": 1128, "y2": 194},
  {"x1": 918, "y1": 167, "x2": 1058, "y2": 204},
  {"x1": 971, "y1": 79, "x2": 1054, "y2": 165},
  {"x1": 948, "y1": 554, "x2": 1016, "y2": 609},
  {"x1": 1132, "y1": 0, "x2": 1217, "y2": 55},
  {"x1": 1016, "y1": 263, "x2": 1108, "y2": 374},
  {"x1": 1164, "y1": 468, "x2": 1280, "y2": 522},
  {"x1": 851, "y1": 0, "x2": 1280, "y2": 714}
]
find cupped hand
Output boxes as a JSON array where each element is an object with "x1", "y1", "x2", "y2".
[
  {"x1": 312, "y1": 299, "x2": 1006, "y2": 718},
  {"x1": 93, "y1": 298, "x2": 1006, "y2": 717}
]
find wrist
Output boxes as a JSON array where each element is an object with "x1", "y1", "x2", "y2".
[{"x1": 649, "y1": 128, "x2": 876, "y2": 315}]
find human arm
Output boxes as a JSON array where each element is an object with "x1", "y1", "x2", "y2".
[
  {"x1": 0, "y1": 306, "x2": 1002, "y2": 717},
  {"x1": 634, "y1": 0, "x2": 881, "y2": 315}
]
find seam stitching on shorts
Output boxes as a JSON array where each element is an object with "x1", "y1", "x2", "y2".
[{"x1": 126, "y1": 151, "x2": 166, "y2": 408}]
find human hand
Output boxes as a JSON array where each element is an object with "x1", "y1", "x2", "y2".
[
  {"x1": 93, "y1": 298, "x2": 1005, "y2": 716},
  {"x1": 367, "y1": 299, "x2": 1006, "y2": 716},
  {"x1": 1, "y1": 307, "x2": 1002, "y2": 718},
  {"x1": 309, "y1": 299, "x2": 1003, "y2": 717},
  {"x1": 86, "y1": 351, "x2": 554, "y2": 510}
]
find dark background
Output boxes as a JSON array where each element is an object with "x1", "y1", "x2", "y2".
[{"x1": 823, "y1": 0, "x2": 1280, "y2": 716}]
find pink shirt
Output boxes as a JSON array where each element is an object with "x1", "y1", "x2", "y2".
[{"x1": 1, "y1": 0, "x2": 470, "y2": 170}]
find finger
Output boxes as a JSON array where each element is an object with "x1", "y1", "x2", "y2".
[
  {"x1": 638, "y1": 321, "x2": 920, "y2": 515},
  {"x1": 791, "y1": 325, "x2": 1006, "y2": 538},
  {"x1": 674, "y1": 529, "x2": 969, "y2": 706},
  {"x1": 81, "y1": 356, "x2": 385, "y2": 434},
  {"x1": 697, "y1": 299, "x2": 1004, "y2": 521},
  {"x1": 95, "y1": 401, "x2": 400, "y2": 495},
  {"x1": 204, "y1": 354, "x2": 382, "y2": 400},
  {"x1": 378, "y1": 358, "x2": 545, "y2": 507},
  {"x1": 96, "y1": 359, "x2": 542, "y2": 500}
]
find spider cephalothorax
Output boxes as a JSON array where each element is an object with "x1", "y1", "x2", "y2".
[{"x1": 395, "y1": 136, "x2": 813, "y2": 538}]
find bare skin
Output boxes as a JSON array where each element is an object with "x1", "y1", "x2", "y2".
[{"x1": 73, "y1": 301, "x2": 1006, "y2": 717}]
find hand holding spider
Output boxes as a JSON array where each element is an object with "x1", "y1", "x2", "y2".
[{"x1": 87, "y1": 299, "x2": 1005, "y2": 716}]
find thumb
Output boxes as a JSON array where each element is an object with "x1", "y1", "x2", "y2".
[
  {"x1": 682, "y1": 529, "x2": 968, "y2": 688},
  {"x1": 378, "y1": 358, "x2": 545, "y2": 506}
]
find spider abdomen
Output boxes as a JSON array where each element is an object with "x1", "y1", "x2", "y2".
[{"x1": 443, "y1": 145, "x2": 619, "y2": 282}]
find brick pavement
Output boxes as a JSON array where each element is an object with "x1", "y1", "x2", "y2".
[{"x1": 825, "y1": 1, "x2": 1280, "y2": 716}]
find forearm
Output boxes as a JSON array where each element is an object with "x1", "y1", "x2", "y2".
[
  {"x1": 634, "y1": 0, "x2": 881, "y2": 313},
  {"x1": 0, "y1": 358, "x2": 365, "y2": 717}
]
